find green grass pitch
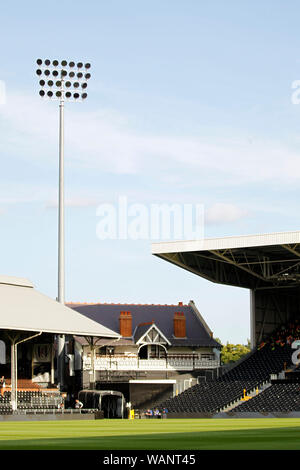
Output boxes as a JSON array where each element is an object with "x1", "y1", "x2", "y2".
[{"x1": 0, "y1": 418, "x2": 299, "y2": 450}]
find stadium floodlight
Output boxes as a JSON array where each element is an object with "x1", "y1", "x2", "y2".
[{"x1": 35, "y1": 58, "x2": 91, "y2": 390}]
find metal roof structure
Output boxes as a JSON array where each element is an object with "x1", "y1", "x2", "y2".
[
  {"x1": 152, "y1": 230, "x2": 300, "y2": 290},
  {"x1": 152, "y1": 231, "x2": 300, "y2": 348},
  {"x1": 0, "y1": 276, "x2": 119, "y2": 338}
]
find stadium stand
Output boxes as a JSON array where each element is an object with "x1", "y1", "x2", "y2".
[
  {"x1": 156, "y1": 321, "x2": 298, "y2": 414},
  {"x1": 232, "y1": 383, "x2": 300, "y2": 412},
  {"x1": 0, "y1": 378, "x2": 63, "y2": 414},
  {"x1": 0, "y1": 389, "x2": 63, "y2": 413},
  {"x1": 1, "y1": 314, "x2": 300, "y2": 416},
  {"x1": 0, "y1": 379, "x2": 99, "y2": 415}
]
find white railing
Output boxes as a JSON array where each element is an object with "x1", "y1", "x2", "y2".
[
  {"x1": 83, "y1": 356, "x2": 219, "y2": 371},
  {"x1": 12, "y1": 408, "x2": 97, "y2": 415}
]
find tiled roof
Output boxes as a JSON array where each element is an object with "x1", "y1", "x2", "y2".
[
  {"x1": 67, "y1": 303, "x2": 221, "y2": 349},
  {"x1": 133, "y1": 323, "x2": 154, "y2": 343}
]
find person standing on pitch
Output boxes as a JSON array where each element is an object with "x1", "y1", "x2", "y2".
[{"x1": 75, "y1": 399, "x2": 83, "y2": 409}]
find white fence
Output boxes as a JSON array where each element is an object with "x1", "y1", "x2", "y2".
[{"x1": 83, "y1": 356, "x2": 219, "y2": 371}]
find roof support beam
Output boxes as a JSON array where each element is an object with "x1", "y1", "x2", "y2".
[
  {"x1": 267, "y1": 261, "x2": 300, "y2": 280},
  {"x1": 210, "y1": 250, "x2": 269, "y2": 283},
  {"x1": 162, "y1": 253, "x2": 218, "y2": 284},
  {"x1": 282, "y1": 244, "x2": 300, "y2": 258}
]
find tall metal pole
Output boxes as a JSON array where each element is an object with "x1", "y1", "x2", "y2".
[
  {"x1": 58, "y1": 91, "x2": 65, "y2": 304},
  {"x1": 10, "y1": 332, "x2": 42, "y2": 412},
  {"x1": 250, "y1": 289, "x2": 256, "y2": 350},
  {"x1": 10, "y1": 341, "x2": 16, "y2": 411},
  {"x1": 57, "y1": 81, "x2": 65, "y2": 389},
  {"x1": 36, "y1": 59, "x2": 92, "y2": 391}
]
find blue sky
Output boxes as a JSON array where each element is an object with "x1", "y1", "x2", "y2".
[{"x1": 1, "y1": 0, "x2": 300, "y2": 343}]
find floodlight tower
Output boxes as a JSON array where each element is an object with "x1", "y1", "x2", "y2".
[{"x1": 36, "y1": 59, "x2": 91, "y2": 389}]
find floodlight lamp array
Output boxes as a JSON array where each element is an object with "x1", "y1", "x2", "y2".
[{"x1": 36, "y1": 59, "x2": 91, "y2": 101}]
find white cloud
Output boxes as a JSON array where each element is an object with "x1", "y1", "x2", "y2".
[
  {"x1": 0, "y1": 181, "x2": 57, "y2": 206},
  {"x1": 205, "y1": 203, "x2": 249, "y2": 225},
  {"x1": 1, "y1": 89, "x2": 300, "y2": 187}
]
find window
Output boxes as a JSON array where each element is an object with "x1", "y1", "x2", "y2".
[
  {"x1": 149, "y1": 345, "x2": 166, "y2": 359},
  {"x1": 201, "y1": 354, "x2": 215, "y2": 360}
]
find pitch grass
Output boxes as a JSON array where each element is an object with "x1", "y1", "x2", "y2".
[{"x1": 0, "y1": 418, "x2": 299, "y2": 450}]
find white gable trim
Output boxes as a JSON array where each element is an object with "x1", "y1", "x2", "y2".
[{"x1": 136, "y1": 323, "x2": 171, "y2": 346}]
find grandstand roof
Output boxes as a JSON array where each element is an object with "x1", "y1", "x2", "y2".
[
  {"x1": 0, "y1": 276, "x2": 120, "y2": 338},
  {"x1": 152, "y1": 230, "x2": 300, "y2": 290}
]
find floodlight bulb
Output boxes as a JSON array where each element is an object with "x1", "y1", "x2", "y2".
[
  {"x1": 36, "y1": 69, "x2": 42, "y2": 76},
  {"x1": 82, "y1": 93, "x2": 88, "y2": 99},
  {"x1": 73, "y1": 92, "x2": 80, "y2": 99},
  {"x1": 77, "y1": 62, "x2": 83, "y2": 68},
  {"x1": 61, "y1": 60, "x2": 67, "y2": 66},
  {"x1": 69, "y1": 61, "x2": 75, "y2": 67},
  {"x1": 47, "y1": 91, "x2": 53, "y2": 97},
  {"x1": 85, "y1": 73, "x2": 91, "y2": 80},
  {"x1": 85, "y1": 63, "x2": 91, "y2": 69},
  {"x1": 45, "y1": 59, "x2": 51, "y2": 66},
  {"x1": 39, "y1": 90, "x2": 45, "y2": 97},
  {"x1": 36, "y1": 59, "x2": 43, "y2": 65}
]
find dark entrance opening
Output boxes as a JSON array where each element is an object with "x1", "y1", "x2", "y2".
[
  {"x1": 138, "y1": 345, "x2": 148, "y2": 359},
  {"x1": 78, "y1": 390, "x2": 126, "y2": 418}
]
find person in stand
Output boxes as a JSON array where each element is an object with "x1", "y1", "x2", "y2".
[
  {"x1": 61, "y1": 393, "x2": 67, "y2": 409},
  {"x1": 145, "y1": 408, "x2": 153, "y2": 418},
  {"x1": 75, "y1": 399, "x2": 83, "y2": 409},
  {"x1": 162, "y1": 407, "x2": 168, "y2": 419},
  {"x1": 0, "y1": 376, "x2": 6, "y2": 397},
  {"x1": 154, "y1": 408, "x2": 161, "y2": 418}
]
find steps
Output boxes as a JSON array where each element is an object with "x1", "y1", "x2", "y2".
[{"x1": 220, "y1": 380, "x2": 272, "y2": 412}]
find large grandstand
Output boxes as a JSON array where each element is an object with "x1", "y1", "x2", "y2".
[
  {"x1": 0, "y1": 275, "x2": 119, "y2": 417},
  {"x1": 2, "y1": 231, "x2": 300, "y2": 420},
  {"x1": 150, "y1": 231, "x2": 300, "y2": 417}
]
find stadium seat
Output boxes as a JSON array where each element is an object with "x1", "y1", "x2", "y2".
[{"x1": 156, "y1": 342, "x2": 293, "y2": 414}]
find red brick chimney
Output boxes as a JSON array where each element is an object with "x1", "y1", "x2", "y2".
[
  {"x1": 119, "y1": 311, "x2": 132, "y2": 337},
  {"x1": 173, "y1": 312, "x2": 186, "y2": 338}
]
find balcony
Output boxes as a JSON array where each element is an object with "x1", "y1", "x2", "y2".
[{"x1": 83, "y1": 355, "x2": 219, "y2": 372}]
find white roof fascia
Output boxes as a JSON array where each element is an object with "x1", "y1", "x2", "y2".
[
  {"x1": 0, "y1": 276, "x2": 34, "y2": 288},
  {"x1": 152, "y1": 230, "x2": 300, "y2": 254}
]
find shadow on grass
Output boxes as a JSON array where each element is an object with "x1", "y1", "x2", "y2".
[{"x1": 1, "y1": 426, "x2": 300, "y2": 450}]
